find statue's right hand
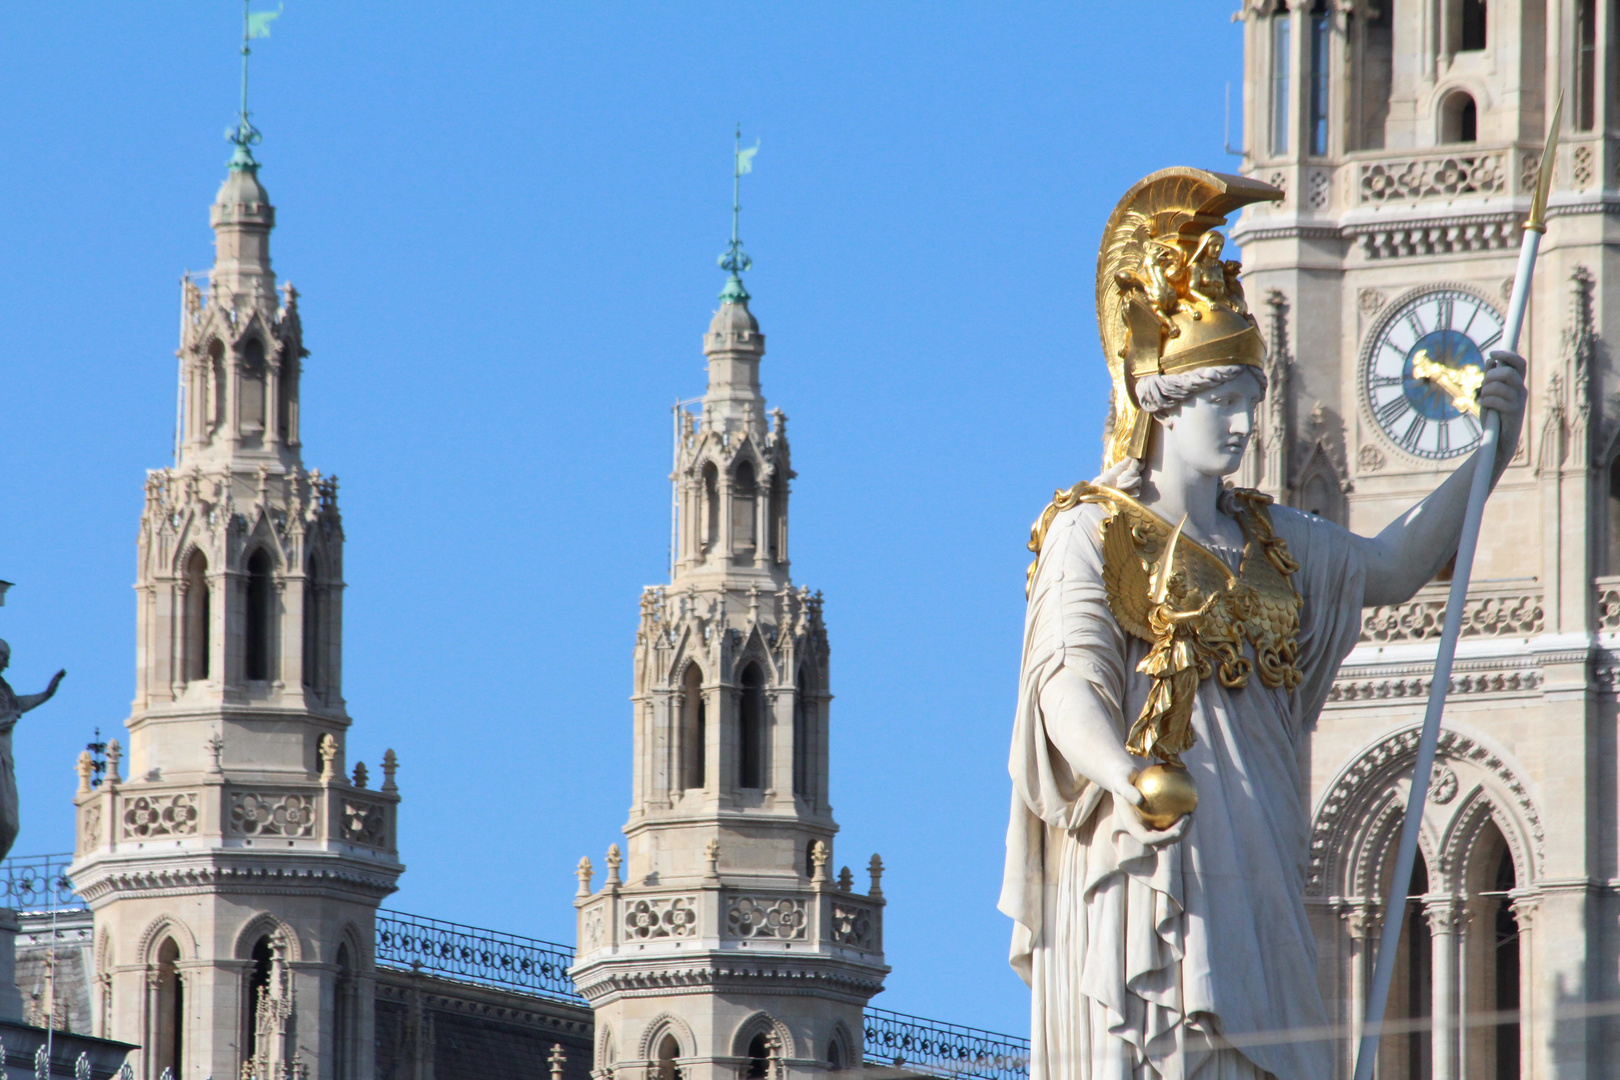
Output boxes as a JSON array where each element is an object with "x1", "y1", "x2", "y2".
[{"x1": 1097, "y1": 757, "x2": 1191, "y2": 847}]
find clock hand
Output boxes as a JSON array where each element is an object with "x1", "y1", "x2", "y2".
[{"x1": 1410, "y1": 349, "x2": 1484, "y2": 415}]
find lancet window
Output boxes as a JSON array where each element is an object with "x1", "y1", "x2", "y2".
[
  {"x1": 209, "y1": 339, "x2": 227, "y2": 437},
  {"x1": 241, "y1": 337, "x2": 267, "y2": 435},
  {"x1": 734, "y1": 461, "x2": 758, "y2": 551},
  {"x1": 681, "y1": 664, "x2": 706, "y2": 791},
  {"x1": 703, "y1": 463, "x2": 720, "y2": 553},
  {"x1": 745, "y1": 1033, "x2": 773, "y2": 1080},
  {"x1": 768, "y1": 472, "x2": 788, "y2": 564},
  {"x1": 243, "y1": 935, "x2": 273, "y2": 1064},
  {"x1": 245, "y1": 549, "x2": 275, "y2": 682},
  {"x1": 1458, "y1": 0, "x2": 1486, "y2": 52},
  {"x1": 738, "y1": 663, "x2": 765, "y2": 790},
  {"x1": 1308, "y1": 1, "x2": 1331, "y2": 155},
  {"x1": 1270, "y1": 5, "x2": 1292, "y2": 156},
  {"x1": 151, "y1": 937, "x2": 184, "y2": 1079},
  {"x1": 792, "y1": 665, "x2": 810, "y2": 798},
  {"x1": 1349, "y1": 1, "x2": 1393, "y2": 150},
  {"x1": 184, "y1": 550, "x2": 211, "y2": 682},
  {"x1": 1606, "y1": 456, "x2": 1620, "y2": 573},
  {"x1": 654, "y1": 1034, "x2": 681, "y2": 1080},
  {"x1": 1576, "y1": 0, "x2": 1598, "y2": 131},
  {"x1": 333, "y1": 942, "x2": 357, "y2": 1080},
  {"x1": 303, "y1": 553, "x2": 322, "y2": 690}
]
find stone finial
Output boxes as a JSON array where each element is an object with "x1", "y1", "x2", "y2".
[
  {"x1": 205, "y1": 731, "x2": 225, "y2": 775},
  {"x1": 352, "y1": 762, "x2": 368, "y2": 789},
  {"x1": 105, "y1": 740, "x2": 122, "y2": 786},
  {"x1": 837, "y1": 866, "x2": 854, "y2": 891},
  {"x1": 318, "y1": 734, "x2": 338, "y2": 781},
  {"x1": 811, "y1": 840, "x2": 830, "y2": 885},
  {"x1": 868, "y1": 854, "x2": 885, "y2": 898},
  {"x1": 605, "y1": 844, "x2": 623, "y2": 886},
  {"x1": 381, "y1": 749, "x2": 399, "y2": 793},
  {"x1": 704, "y1": 838, "x2": 721, "y2": 880},
  {"x1": 549, "y1": 1044, "x2": 567, "y2": 1080},
  {"x1": 74, "y1": 751, "x2": 93, "y2": 796},
  {"x1": 576, "y1": 857, "x2": 594, "y2": 897}
]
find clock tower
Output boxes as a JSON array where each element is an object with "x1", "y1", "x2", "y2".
[{"x1": 1233, "y1": 2, "x2": 1617, "y2": 1076}]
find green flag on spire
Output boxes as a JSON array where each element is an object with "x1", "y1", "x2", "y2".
[
  {"x1": 736, "y1": 140, "x2": 760, "y2": 176},
  {"x1": 247, "y1": 3, "x2": 283, "y2": 39}
]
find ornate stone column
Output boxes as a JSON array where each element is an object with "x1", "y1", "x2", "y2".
[
  {"x1": 1337, "y1": 899, "x2": 1379, "y2": 1075},
  {"x1": 1424, "y1": 895, "x2": 1463, "y2": 1080}
]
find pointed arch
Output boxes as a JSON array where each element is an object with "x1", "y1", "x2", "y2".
[
  {"x1": 637, "y1": 1013, "x2": 697, "y2": 1063},
  {"x1": 183, "y1": 547, "x2": 211, "y2": 682},
  {"x1": 233, "y1": 912, "x2": 303, "y2": 963},
  {"x1": 827, "y1": 1021, "x2": 856, "y2": 1071},
  {"x1": 137, "y1": 915, "x2": 197, "y2": 967},
  {"x1": 732, "y1": 1012, "x2": 794, "y2": 1078},
  {"x1": 597, "y1": 1025, "x2": 617, "y2": 1071}
]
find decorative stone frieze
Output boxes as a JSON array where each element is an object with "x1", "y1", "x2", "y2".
[
  {"x1": 1360, "y1": 584, "x2": 1542, "y2": 643},
  {"x1": 120, "y1": 792, "x2": 199, "y2": 839},
  {"x1": 229, "y1": 791, "x2": 316, "y2": 838},
  {"x1": 1357, "y1": 151, "x2": 1508, "y2": 204},
  {"x1": 622, "y1": 897, "x2": 698, "y2": 940},
  {"x1": 725, "y1": 896, "x2": 806, "y2": 940}
]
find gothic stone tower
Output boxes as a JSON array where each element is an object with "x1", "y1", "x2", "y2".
[
  {"x1": 571, "y1": 271, "x2": 888, "y2": 1080},
  {"x1": 68, "y1": 140, "x2": 401, "y2": 1080},
  {"x1": 1233, "y1": 2, "x2": 1618, "y2": 1076}
]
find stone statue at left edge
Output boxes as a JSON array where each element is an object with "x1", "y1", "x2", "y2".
[{"x1": 0, "y1": 638, "x2": 65, "y2": 862}]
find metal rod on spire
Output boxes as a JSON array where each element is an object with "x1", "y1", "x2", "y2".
[
  {"x1": 228, "y1": 1, "x2": 281, "y2": 165},
  {"x1": 718, "y1": 126, "x2": 758, "y2": 303},
  {"x1": 1351, "y1": 93, "x2": 1563, "y2": 1080}
]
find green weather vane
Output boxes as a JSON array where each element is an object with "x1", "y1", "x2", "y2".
[
  {"x1": 718, "y1": 125, "x2": 760, "y2": 302},
  {"x1": 227, "y1": 1, "x2": 284, "y2": 167}
]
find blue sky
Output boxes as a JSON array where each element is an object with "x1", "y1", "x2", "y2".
[{"x1": 0, "y1": 3, "x2": 1244, "y2": 1036}]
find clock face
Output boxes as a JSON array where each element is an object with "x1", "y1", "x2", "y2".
[{"x1": 1363, "y1": 287, "x2": 1504, "y2": 460}]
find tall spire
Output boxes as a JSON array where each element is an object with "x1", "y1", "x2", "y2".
[{"x1": 718, "y1": 125, "x2": 758, "y2": 303}]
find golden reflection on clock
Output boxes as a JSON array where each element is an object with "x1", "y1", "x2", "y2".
[{"x1": 1363, "y1": 287, "x2": 1503, "y2": 460}]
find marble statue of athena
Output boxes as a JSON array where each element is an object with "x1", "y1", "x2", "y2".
[{"x1": 999, "y1": 169, "x2": 1528, "y2": 1080}]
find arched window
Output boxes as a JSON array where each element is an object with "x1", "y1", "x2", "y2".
[
  {"x1": 278, "y1": 355, "x2": 297, "y2": 443},
  {"x1": 184, "y1": 550, "x2": 211, "y2": 682},
  {"x1": 681, "y1": 664, "x2": 706, "y2": 790},
  {"x1": 702, "y1": 464, "x2": 720, "y2": 551},
  {"x1": 1442, "y1": 91, "x2": 1478, "y2": 143},
  {"x1": 1490, "y1": 846, "x2": 1520, "y2": 1078},
  {"x1": 738, "y1": 663, "x2": 765, "y2": 790},
  {"x1": 1308, "y1": 1, "x2": 1331, "y2": 156},
  {"x1": 153, "y1": 937, "x2": 184, "y2": 1079},
  {"x1": 827, "y1": 1041, "x2": 843, "y2": 1072},
  {"x1": 243, "y1": 935, "x2": 273, "y2": 1065},
  {"x1": 303, "y1": 553, "x2": 321, "y2": 689},
  {"x1": 1270, "y1": 5, "x2": 1292, "y2": 156},
  {"x1": 334, "y1": 942, "x2": 356, "y2": 1080},
  {"x1": 1391, "y1": 859, "x2": 1432, "y2": 1077},
  {"x1": 655, "y1": 1034, "x2": 681, "y2": 1080},
  {"x1": 1349, "y1": 0, "x2": 1393, "y2": 150},
  {"x1": 209, "y1": 339, "x2": 227, "y2": 434},
  {"x1": 1459, "y1": 0, "x2": 1486, "y2": 52},
  {"x1": 733, "y1": 461, "x2": 757, "y2": 550},
  {"x1": 245, "y1": 549, "x2": 275, "y2": 682},
  {"x1": 1606, "y1": 457, "x2": 1620, "y2": 574},
  {"x1": 768, "y1": 474, "x2": 788, "y2": 564},
  {"x1": 241, "y1": 337, "x2": 267, "y2": 434},
  {"x1": 746, "y1": 1033, "x2": 772, "y2": 1080},
  {"x1": 1576, "y1": 0, "x2": 1598, "y2": 131},
  {"x1": 792, "y1": 666, "x2": 811, "y2": 798}
]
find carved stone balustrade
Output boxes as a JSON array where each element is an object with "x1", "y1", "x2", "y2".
[
  {"x1": 1359, "y1": 579, "x2": 1543, "y2": 645},
  {"x1": 73, "y1": 772, "x2": 399, "y2": 862}
]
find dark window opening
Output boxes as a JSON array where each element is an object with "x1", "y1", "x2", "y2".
[
  {"x1": 738, "y1": 663, "x2": 765, "y2": 790},
  {"x1": 155, "y1": 937, "x2": 184, "y2": 1079},
  {"x1": 244, "y1": 935, "x2": 273, "y2": 1064},
  {"x1": 1351, "y1": 1, "x2": 1393, "y2": 150},
  {"x1": 241, "y1": 337, "x2": 267, "y2": 433},
  {"x1": 1271, "y1": 7, "x2": 1292, "y2": 156},
  {"x1": 334, "y1": 943, "x2": 355, "y2": 1080},
  {"x1": 1607, "y1": 457, "x2": 1620, "y2": 573},
  {"x1": 1460, "y1": 0, "x2": 1487, "y2": 51},
  {"x1": 303, "y1": 553, "x2": 321, "y2": 689},
  {"x1": 702, "y1": 464, "x2": 720, "y2": 551},
  {"x1": 1401, "y1": 860, "x2": 1433, "y2": 1079},
  {"x1": 1442, "y1": 92, "x2": 1478, "y2": 143},
  {"x1": 245, "y1": 549, "x2": 275, "y2": 681},
  {"x1": 746, "y1": 1033, "x2": 771, "y2": 1080},
  {"x1": 681, "y1": 665, "x2": 706, "y2": 790},
  {"x1": 792, "y1": 666, "x2": 811, "y2": 798},
  {"x1": 1309, "y1": 2, "x2": 1331, "y2": 155},
  {"x1": 655, "y1": 1034, "x2": 681, "y2": 1080},
  {"x1": 185, "y1": 551, "x2": 210, "y2": 681},
  {"x1": 1577, "y1": 0, "x2": 1598, "y2": 131},
  {"x1": 733, "y1": 461, "x2": 757, "y2": 550}
]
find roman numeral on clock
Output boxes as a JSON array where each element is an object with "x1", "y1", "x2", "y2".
[
  {"x1": 1370, "y1": 375, "x2": 1402, "y2": 388},
  {"x1": 1436, "y1": 420, "x2": 1451, "y2": 456},
  {"x1": 1377, "y1": 396, "x2": 1409, "y2": 427},
  {"x1": 1400, "y1": 413, "x2": 1427, "y2": 451}
]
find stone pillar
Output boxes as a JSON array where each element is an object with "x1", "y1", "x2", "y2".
[{"x1": 1425, "y1": 896, "x2": 1463, "y2": 1080}]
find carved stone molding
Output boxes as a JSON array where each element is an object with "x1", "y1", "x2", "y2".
[
  {"x1": 1360, "y1": 585, "x2": 1542, "y2": 643},
  {"x1": 1357, "y1": 151, "x2": 1507, "y2": 204},
  {"x1": 121, "y1": 792, "x2": 200, "y2": 840},
  {"x1": 1307, "y1": 727, "x2": 1544, "y2": 896},
  {"x1": 1346, "y1": 213, "x2": 1520, "y2": 260},
  {"x1": 1327, "y1": 666, "x2": 1542, "y2": 703},
  {"x1": 725, "y1": 896, "x2": 806, "y2": 940},
  {"x1": 229, "y1": 791, "x2": 316, "y2": 838},
  {"x1": 622, "y1": 897, "x2": 698, "y2": 940}
]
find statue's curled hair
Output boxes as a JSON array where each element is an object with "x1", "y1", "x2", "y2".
[{"x1": 1135, "y1": 364, "x2": 1268, "y2": 417}]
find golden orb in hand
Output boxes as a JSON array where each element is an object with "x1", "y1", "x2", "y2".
[{"x1": 1133, "y1": 763, "x2": 1198, "y2": 830}]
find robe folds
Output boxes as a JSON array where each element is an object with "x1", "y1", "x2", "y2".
[{"x1": 999, "y1": 499, "x2": 1367, "y2": 1080}]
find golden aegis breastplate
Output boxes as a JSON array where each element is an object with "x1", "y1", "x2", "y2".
[{"x1": 1027, "y1": 482, "x2": 1303, "y2": 765}]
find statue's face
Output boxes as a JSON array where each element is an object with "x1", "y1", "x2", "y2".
[{"x1": 1156, "y1": 369, "x2": 1265, "y2": 479}]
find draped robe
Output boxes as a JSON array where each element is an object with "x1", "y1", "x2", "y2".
[{"x1": 999, "y1": 498, "x2": 1367, "y2": 1080}]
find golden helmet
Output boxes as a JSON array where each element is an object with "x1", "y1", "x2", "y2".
[{"x1": 1097, "y1": 168, "x2": 1283, "y2": 468}]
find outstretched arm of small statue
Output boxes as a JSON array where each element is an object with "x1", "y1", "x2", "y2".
[
  {"x1": 1355, "y1": 351, "x2": 1527, "y2": 607},
  {"x1": 16, "y1": 669, "x2": 65, "y2": 714},
  {"x1": 1039, "y1": 668, "x2": 1189, "y2": 846}
]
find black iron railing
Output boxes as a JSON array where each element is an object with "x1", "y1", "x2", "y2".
[
  {"x1": 375, "y1": 909, "x2": 586, "y2": 1004},
  {"x1": 0, "y1": 853, "x2": 82, "y2": 913},
  {"x1": 863, "y1": 1007, "x2": 1029, "y2": 1080}
]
